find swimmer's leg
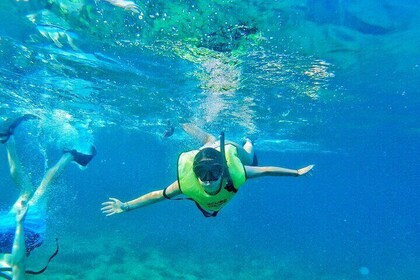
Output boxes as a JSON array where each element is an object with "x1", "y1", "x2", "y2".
[
  {"x1": 181, "y1": 123, "x2": 257, "y2": 165},
  {"x1": 10, "y1": 203, "x2": 28, "y2": 279},
  {"x1": 29, "y1": 153, "x2": 73, "y2": 206},
  {"x1": 0, "y1": 114, "x2": 39, "y2": 144},
  {"x1": 227, "y1": 138, "x2": 256, "y2": 166},
  {"x1": 6, "y1": 137, "x2": 34, "y2": 213},
  {"x1": 182, "y1": 123, "x2": 217, "y2": 146},
  {"x1": 242, "y1": 138, "x2": 256, "y2": 165},
  {"x1": 1, "y1": 115, "x2": 39, "y2": 211},
  {"x1": 5, "y1": 137, "x2": 33, "y2": 193},
  {"x1": 29, "y1": 147, "x2": 96, "y2": 206}
]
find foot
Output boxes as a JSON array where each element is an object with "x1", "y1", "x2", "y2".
[
  {"x1": 243, "y1": 137, "x2": 254, "y2": 146},
  {"x1": 65, "y1": 146, "x2": 97, "y2": 167},
  {"x1": 0, "y1": 114, "x2": 39, "y2": 144},
  {"x1": 162, "y1": 120, "x2": 175, "y2": 138}
]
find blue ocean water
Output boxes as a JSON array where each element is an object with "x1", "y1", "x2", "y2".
[{"x1": 0, "y1": 0, "x2": 419, "y2": 279}]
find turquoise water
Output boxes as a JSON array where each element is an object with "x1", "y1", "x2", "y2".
[{"x1": 1, "y1": 0, "x2": 419, "y2": 279}]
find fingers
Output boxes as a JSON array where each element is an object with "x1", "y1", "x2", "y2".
[
  {"x1": 102, "y1": 209, "x2": 115, "y2": 215},
  {"x1": 305, "y1": 164, "x2": 314, "y2": 173},
  {"x1": 101, "y1": 206, "x2": 116, "y2": 217},
  {"x1": 101, "y1": 201, "x2": 114, "y2": 206},
  {"x1": 101, "y1": 198, "x2": 123, "y2": 216},
  {"x1": 106, "y1": 212, "x2": 115, "y2": 217},
  {"x1": 297, "y1": 164, "x2": 315, "y2": 176},
  {"x1": 100, "y1": 205, "x2": 112, "y2": 211},
  {"x1": 101, "y1": 201, "x2": 115, "y2": 214}
]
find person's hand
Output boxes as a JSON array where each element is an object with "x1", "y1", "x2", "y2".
[
  {"x1": 101, "y1": 197, "x2": 125, "y2": 216},
  {"x1": 297, "y1": 164, "x2": 314, "y2": 176}
]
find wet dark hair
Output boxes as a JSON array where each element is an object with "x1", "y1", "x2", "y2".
[{"x1": 193, "y1": 148, "x2": 223, "y2": 177}]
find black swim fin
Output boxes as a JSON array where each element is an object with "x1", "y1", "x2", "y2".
[
  {"x1": 0, "y1": 114, "x2": 39, "y2": 144},
  {"x1": 65, "y1": 146, "x2": 97, "y2": 166}
]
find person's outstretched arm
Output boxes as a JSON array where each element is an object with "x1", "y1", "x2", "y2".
[
  {"x1": 101, "y1": 181, "x2": 182, "y2": 216},
  {"x1": 245, "y1": 164, "x2": 314, "y2": 179}
]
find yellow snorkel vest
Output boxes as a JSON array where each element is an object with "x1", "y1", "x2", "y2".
[{"x1": 177, "y1": 144, "x2": 246, "y2": 212}]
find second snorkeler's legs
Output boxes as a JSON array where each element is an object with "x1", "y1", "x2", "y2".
[
  {"x1": 6, "y1": 136, "x2": 34, "y2": 213},
  {"x1": 0, "y1": 203, "x2": 28, "y2": 280},
  {"x1": 225, "y1": 139, "x2": 255, "y2": 166},
  {"x1": 29, "y1": 146, "x2": 96, "y2": 206},
  {"x1": 29, "y1": 153, "x2": 74, "y2": 207},
  {"x1": 5, "y1": 137, "x2": 33, "y2": 192},
  {"x1": 10, "y1": 202, "x2": 29, "y2": 279},
  {"x1": 182, "y1": 123, "x2": 217, "y2": 146},
  {"x1": 182, "y1": 123, "x2": 255, "y2": 165}
]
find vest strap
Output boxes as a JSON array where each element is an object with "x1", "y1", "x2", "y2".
[
  {"x1": 224, "y1": 180, "x2": 237, "y2": 193},
  {"x1": 162, "y1": 187, "x2": 171, "y2": 199}
]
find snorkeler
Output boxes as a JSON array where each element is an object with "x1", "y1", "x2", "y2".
[
  {"x1": 0, "y1": 115, "x2": 96, "y2": 279},
  {"x1": 101, "y1": 123, "x2": 314, "y2": 218}
]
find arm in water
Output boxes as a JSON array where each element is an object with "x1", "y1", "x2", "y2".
[{"x1": 101, "y1": 181, "x2": 182, "y2": 216}]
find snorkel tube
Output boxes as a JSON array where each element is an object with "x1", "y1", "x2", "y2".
[
  {"x1": 219, "y1": 132, "x2": 231, "y2": 182},
  {"x1": 219, "y1": 132, "x2": 238, "y2": 193}
]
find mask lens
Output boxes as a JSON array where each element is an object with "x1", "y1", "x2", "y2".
[{"x1": 196, "y1": 164, "x2": 222, "y2": 181}]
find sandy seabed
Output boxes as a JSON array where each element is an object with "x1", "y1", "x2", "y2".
[{"x1": 24, "y1": 233, "x2": 335, "y2": 280}]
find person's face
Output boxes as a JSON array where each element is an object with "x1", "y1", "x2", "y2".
[
  {"x1": 194, "y1": 162, "x2": 224, "y2": 194},
  {"x1": 194, "y1": 163, "x2": 223, "y2": 182},
  {"x1": 199, "y1": 176, "x2": 223, "y2": 194}
]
